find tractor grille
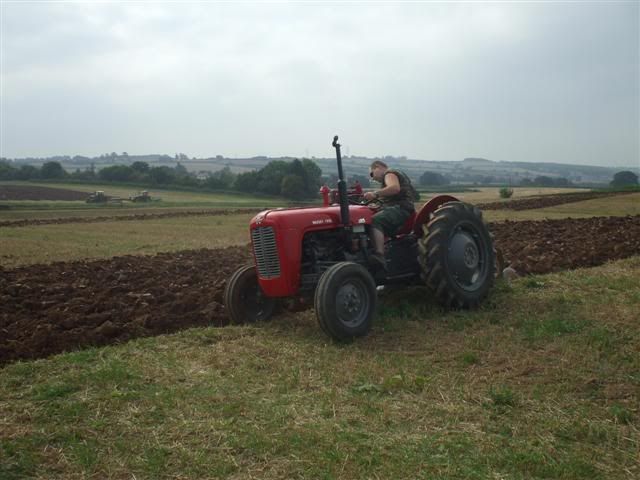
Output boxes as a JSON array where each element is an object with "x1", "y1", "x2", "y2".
[{"x1": 251, "y1": 226, "x2": 281, "y2": 279}]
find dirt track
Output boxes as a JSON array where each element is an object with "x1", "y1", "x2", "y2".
[{"x1": 1, "y1": 215, "x2": 639, "y2": 365}]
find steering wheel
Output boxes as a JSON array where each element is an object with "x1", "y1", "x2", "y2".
[{"x1": 363, "y1": 198, "x2": 383, "y2": 209}]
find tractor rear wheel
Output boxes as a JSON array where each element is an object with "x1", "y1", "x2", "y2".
[
  {"x1": 418, "y1": 202, "x2": 495, "y2": 309},
  {"x1": 224, "y1": 265, "x2": 276, "y2": 323},
  {"x1": 314, "y1": 262, "x2": 377, "y2": 341}
]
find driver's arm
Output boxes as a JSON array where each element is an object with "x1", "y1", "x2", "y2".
[
  {"x1": 364, "y1": 172, "x2": 400, "y2": 200},
  {"x1": 379, "y1": 172, "x2": 401, "y2": 197}
]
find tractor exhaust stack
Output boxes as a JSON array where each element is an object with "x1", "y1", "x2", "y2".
[{"x1": 332, "y1": 135, "x2": 350, "y2": 227}]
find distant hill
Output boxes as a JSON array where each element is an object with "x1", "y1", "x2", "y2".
[{"x1": 3, "y1": 153, "x2": 638, "y2": 186}]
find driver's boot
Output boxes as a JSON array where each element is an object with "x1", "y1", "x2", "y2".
[{"x1": 369, "y1": 252, "x2": 387, "y2": 271}]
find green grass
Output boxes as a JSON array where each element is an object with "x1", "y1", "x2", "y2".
[
  {"x1": 1, "y1": 257, "x2": 638, "y2": 479},
  {"x1": 0, "y1": 213, "x2": 254, "y2": 267}
]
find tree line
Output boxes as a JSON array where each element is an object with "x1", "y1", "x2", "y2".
[
  {"x1": 2, "y1": 158, "x2": 636, "y2": 197},
  {"x1": 0, "y1": 158, "x2": 324, "y2": 200}
]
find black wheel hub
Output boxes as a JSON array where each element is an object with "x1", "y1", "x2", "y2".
[
  {"x1": 336, "y1": 281, "x2": 367, "y2": 327},
  {"x1": 448, "y1": 226, "x2": 486, "y2": 291}
]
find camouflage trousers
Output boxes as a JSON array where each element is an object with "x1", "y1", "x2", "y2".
[{"x1": 371, "y1": 205, "x2": 413, "y2": 237}]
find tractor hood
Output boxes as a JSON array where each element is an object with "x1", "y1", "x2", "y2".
[{"x1": 251, "y1": 204, "x2": 374, "y2": 231}]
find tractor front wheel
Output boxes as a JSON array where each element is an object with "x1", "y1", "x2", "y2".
[
  {"x1": 314, "y1": 262, "x2": 377, "y2": 342},
  {"x1": 224, "y1": 265, "x2": 277, "y2": 323}
]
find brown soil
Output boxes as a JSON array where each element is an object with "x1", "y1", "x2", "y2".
[
  {"x1": 0, "y1": 185, "x2": 90, "y2": 201},
  {"x1": 491, "y1": 215, "x2": 640, "y2": 274},
  {"x1": 0, "y1": 246, "x2": 251, "y2": 365},
  {"x1": 477, "y1": 191, "x2": 633, "y2": 211},
  {"x1": 1, "y1": 215, "x2": 639, "y2": 365}
]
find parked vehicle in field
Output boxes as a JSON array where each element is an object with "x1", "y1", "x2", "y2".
[
  {"x1": 129, "y1": 191, "x2": 152, "y2": 202},
  {"x1": 86, "y1": 191, "x2": 108, "y2": 203},
  {"x1": 225, "y1": 136, "x2": 496, "y2": 341}
]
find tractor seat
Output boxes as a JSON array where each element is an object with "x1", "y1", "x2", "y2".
[{"x1": 395, "y1": 211, "x2": 416, "y2": 236}]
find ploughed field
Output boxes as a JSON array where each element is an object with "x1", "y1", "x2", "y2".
[
  {"x1": 476, "y1": 190, "x2": 634, "y2": 210},
  {"x1": 0, "y1": 185, "x2": 91, "y2": 201},
  {"x1": 2, "y1": 215, "x2": 639, "y2": 365}
]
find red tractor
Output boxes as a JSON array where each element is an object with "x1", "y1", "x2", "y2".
[{"x1": 224, "y1": 136, "x2": 495, "y2": 341}]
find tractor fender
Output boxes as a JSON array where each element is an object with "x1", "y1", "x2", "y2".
[{"x1": 412, "y1": 195, "x2": 460, "y2": 237}]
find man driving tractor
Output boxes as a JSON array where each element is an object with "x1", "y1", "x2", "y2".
[{"x1": 363, "y1": 160, "x2": 418, "y2": 267}]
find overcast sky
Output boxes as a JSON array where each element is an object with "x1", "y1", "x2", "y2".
[{"x1": 1, "y1": 1, "x2": 638, "y2": 167}]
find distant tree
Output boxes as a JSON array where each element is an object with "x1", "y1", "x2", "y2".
[
  {"x1": 203, "y1": 175, "x2": 227, "y2": 189},
  {"x1": 258, "y1": 160, "x2": 290, "y2": 195},
  {"x1": 610, "y1": 170, "x2": 638, "y2": 187},
  {"x1": 301, "y1": 159, "x2": 323, "y2": 193},
  {"x1": 174, "y1": 162, "x2": 189, "y2": 176},
  {"x1": 499, "y1": 187, "x2": 514, "y2": 199},
  {"x1": 131, "y1": 161, "x2": 150, "y2": 173},
  {"x1": 234, "y1": 171, "x2": 261, "y2": 193},
  {"x1": 280, "y1": 174, "x2": 306, "y2": 200},
  {"x1": 520, "y1": 178, "x2": 533, "y2": 186},
  {"x1": 70, "y1": 167, "x2": 96, "y2": 181},
  {"x1": 0, "y1": 160, "x2": 16, "y2": 180},
  {"x1": 229, "y1": 159, "x2": 322, "y2": 198},
  {"x1": 420, "y1": 171, "x2": 449, "y2": 186},
  {"x1": 533, "y1": 175, "x2": 554, "y2": 187},
  {"x1": 99, "y1": 165, "x2": 134, "y2": 182},
  {"x1": 16, "y1": 165, "x2": 40, "y2": 180},
  {"x1": 286, "y1": 158, "x2": 323, "y2": 196},
  {"x1": 554, "y1": 177, "x2": 571, "y2": 187},
  {"x1": 149, "y1": 166, "x2": 175, "y2": 184},
  {"x1": 40, "y1": 161, "x2": 66, "y2": 179},
  {"x1": 209, "y1": 166, "x2": 235, "y2": 189}
]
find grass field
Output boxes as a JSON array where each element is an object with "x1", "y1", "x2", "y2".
[
  {"x1": 0, "y1": 214, "x2": 255, "y2": 267},
  {"x1": 2, "y1": 258, "x2": 638, "y2": 479}
]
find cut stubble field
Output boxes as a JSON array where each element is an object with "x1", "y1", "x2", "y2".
[{"x1": 0, "y1": 213, "x2": 255, "y2": 267}]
